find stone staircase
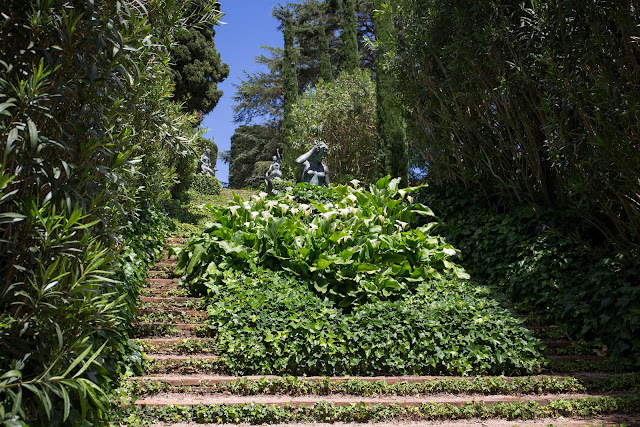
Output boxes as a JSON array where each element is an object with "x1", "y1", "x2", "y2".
[{"x1": 125, "y1": 233, "x2": 640, "y2": 426}]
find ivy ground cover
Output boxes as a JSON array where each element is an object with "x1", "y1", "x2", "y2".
[{"x1": 174, "y1": 178, "x2": 544, "y2": 376}]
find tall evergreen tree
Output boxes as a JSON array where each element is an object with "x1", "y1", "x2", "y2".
[
  {"x1": 374, "y1": 0, "x2": 408, "y2": 185},
  {"x1": 170, "y1": 0, "x2": 229, "y2": 115},
  {"x1": 279, "y1": 7, "x2": 298, "y2": 172},
  {"x1": 318, "y1": 25, "x2": 333, "y2": 81},
  {"x1": 339, "y1": 0, "x2": 359, "y2": 71}
]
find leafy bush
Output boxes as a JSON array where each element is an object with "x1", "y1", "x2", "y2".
[
  {"x1": 0, "y1": 204, "x2": 170, "y2": 424},
  {"x1": 175, "y1": 177, "x2": 469, "y2": 307},
  {"x1": 190, "y1": 175, "x2": 222, "y2": 196},
  {"x1": 417, "y1": 184, "x2": 640, "y2": 360},
  {"x1": 206, "y1": 267, "x2": 542, "y2": 376}
]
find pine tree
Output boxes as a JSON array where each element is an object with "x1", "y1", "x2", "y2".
[
  {"x1": 339, "y1": 0, "x2": 359, "y2": 71},
  {"x1": 374, "y1": 0, "x2": 408, "y2": 185},
  {"x1": 232, "y1": 47, "x2": 284, "y2": 125}
]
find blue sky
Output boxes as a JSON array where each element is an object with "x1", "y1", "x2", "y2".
[{"x1": 200, "y1": 1, "x2": 287, "y2": 185}]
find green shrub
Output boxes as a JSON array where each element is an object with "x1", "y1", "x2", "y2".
[
  {"x1": 190, "y1": 175, "x2": 222, "y2": 196},
  {"x1": 416, "y1": 184, "x2": 640, "y2": 360},
  {"x1": 175, "y1": 177, "x2": 469, "y2": 307},
  {"x1": 206, "y1": 268, "x2": 543, "y2": 376}
]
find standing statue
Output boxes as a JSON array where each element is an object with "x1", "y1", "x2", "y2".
[
  {"x1": 265, "y1": 149, "x2": 283, "y2": 193},
  {"x1": 200, "y1": 148, "x2": 215, "y2": 176},
  {"x1": 295, "y1": 140, "x2": 330, "y2": 187}
]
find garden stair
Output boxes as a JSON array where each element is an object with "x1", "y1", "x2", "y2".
[{"x1": 126, "y1": 230, "x2": 640, "y2": 425}]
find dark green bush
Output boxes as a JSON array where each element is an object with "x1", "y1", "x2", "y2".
[
  {"x1": 416, "y1": 184, "x2": 640, "y2": 360},
  {"x1": 190, "y1": 175, "x2": 222, "y2": 196},
  {"x1": 206, "y1": 268, "x2": 543, "y2": 376}
]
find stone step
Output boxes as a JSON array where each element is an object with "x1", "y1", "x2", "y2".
[
  {"x1": 141, "y1": 288, "x2": 188, "y2": 298},
  {"x1": 129, "y1": 391, "x2": 614, "y2": 407},
  {"x1": 153, "y1": 261, "x2": 178, "y2": 269},
  {"x1": 144, "y1": 354, "x2": 219, "y2": 362},
  {"x1": 135, "y1": 337, "x2": 216, "y2": 354},
  {"x1": 147, "y1": 278, "x2": 180, "y2": 286},
  {"x1": 140, "y1": 296, "x2": 201, "y2": 304},
  {"x1": 141, "y1": 354, "x2": 222, "y2": 375},
  {"x1": 132, "y1": 322, "x2": 206, "y2": 338},
  {"x1": 124, "y1": 373, "x2": 625, "y2": 387},
  {"x1": 132, "y1": 417, "x2": 640, "y2": 427},
  {"x1": 542, "y1": 339, "x2": 573, "y2": 349}
]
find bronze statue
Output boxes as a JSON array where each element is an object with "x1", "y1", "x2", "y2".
[
  {"x1": 265, "y1": 149, "x2": 283, "y2": 193},
  {"x1": 295, "y1": 140, "x2": 330, "y2": 187},
  {"x1": 200, "y1": 148, "x2": 216, "y2": 176}
]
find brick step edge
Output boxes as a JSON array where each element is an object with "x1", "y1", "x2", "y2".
[
  {"x1": 126, "y1": 391, "x2": 624, "y2": 408},
  {"x1": 140, "y1": 296, "x2": 201, "y2": 303}
]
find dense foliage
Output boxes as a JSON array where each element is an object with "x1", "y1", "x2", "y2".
[
  {"x1": 385, "y1": 0, "x2": 640, "y2": 249},
  {"x1": 289, "y1": 70, "x2": 377, "y2": 184},
  {"x1": 206, "y1": 267, "x2": 542, "y2": 376},
  {"x1": 0, "y1": 0, "x2": 217, "y2": 423},
  {"x1": 280, "y1": 7, "x2": 298, "y2": 175},
  {"x1": 418, "y1": 185, "x2": 640, "y2": 360}
]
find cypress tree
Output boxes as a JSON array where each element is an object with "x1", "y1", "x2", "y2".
[
  {"x1": 339, "y1": 0, "x2": 359, "y2": 71},
  {"x1": 318, "y1": 25, "x2": 333, "y2": 81},
  {"x1": 281, "y1": 8, "x2": 298, "y2": 175},
  {"x1": 374, "y1": 0, "x2": 408, "y2": 185}
]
